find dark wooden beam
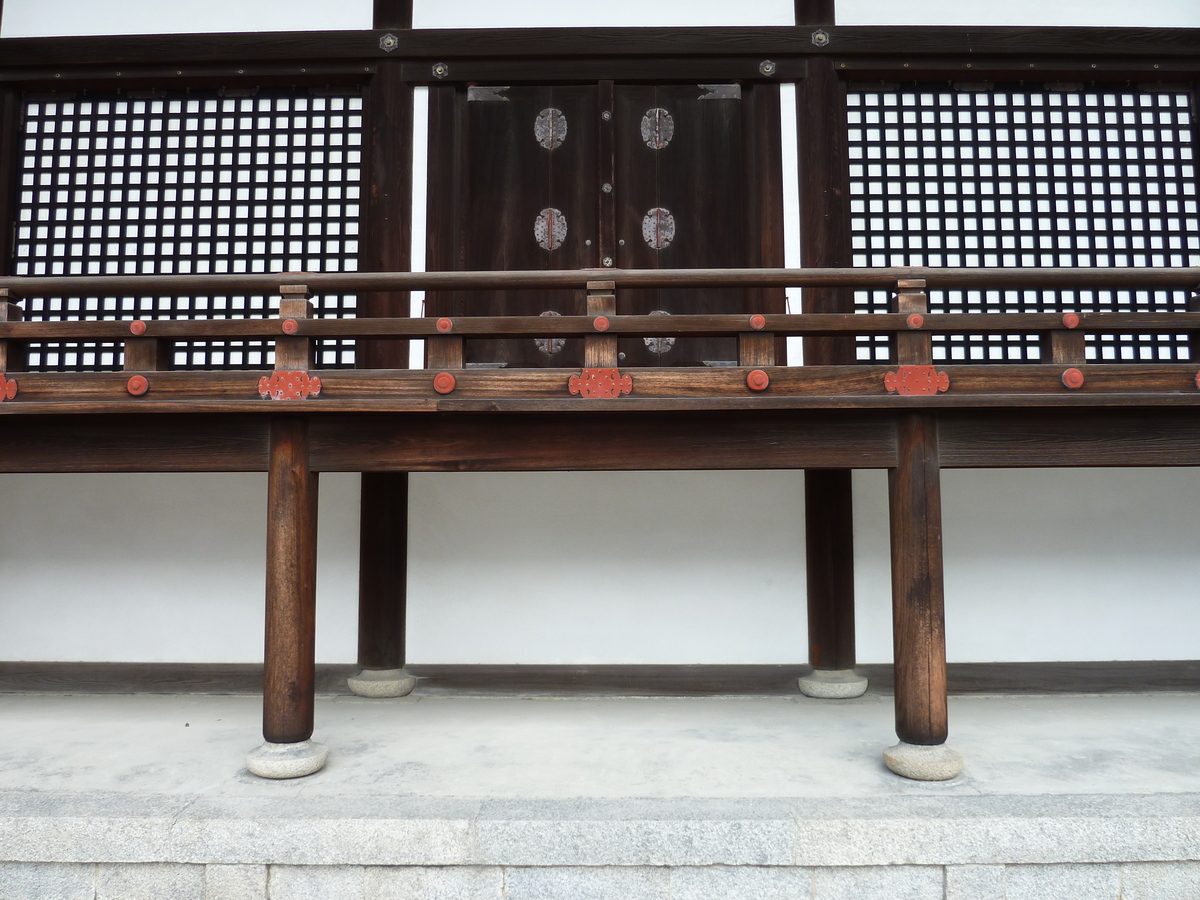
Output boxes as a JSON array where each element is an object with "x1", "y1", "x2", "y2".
[
  {"x1": 0, "y1": 27, "x2": 1195, "y2": 70},
  {"x1": 373, "y1": 0, "x2": 412, "y2": 30}
]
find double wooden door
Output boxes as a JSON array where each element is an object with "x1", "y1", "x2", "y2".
[{"x1": 426, "y1": 80, "x2": 784, "y2": 368}]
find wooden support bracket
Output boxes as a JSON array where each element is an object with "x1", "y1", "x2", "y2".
[{"x1": 585, "y1": 280, "x2": 617, "y2": 369}]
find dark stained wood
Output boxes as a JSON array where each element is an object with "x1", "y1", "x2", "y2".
[
  {"x1": 745, "y1": 82, "x2": 788, "y2": 362},
  {"x1": 373, "y1": 0, "x2": 412, "y2": 30},
  {"x1": 5, "y1": 659, "x2": 1198, "y2": 697},
  {"x1": 2, "y1": 266, "x2": 1199, "y2": 298},
  {"x1": 0, "y1": 298, "x2": 24, "y2": 373},
  {"x1": 273, "y1": 297, "x2": 314, "y2": 372},
  {"x1": 359, "y1": 59, "x2": 414, "y2": 369},
  {"x1": 423, "y1": 84, "x2": 462, "y2": 344},
  {"x1": 397, "y1": 58, "x2": 808, "y2": 86},
  {"x1": 263, "y1": 416, "x2": 319, "y2": 745},
  {"x1": 0, "y1": 415, "x2": 269, "y2": 472},
  {"x1": 889, "y1": 412, "x2": 948, "y2": 746},
  {"x1": 1050, "y1": 330, "x2": 1087, "y2": 365},
  {"x1": 309, "y1": 410, "x2": 899, "y2": 472},
  {"x1": 794, "y1": 0, "x2": 835, "y2": 27},
  {"x1": 426, "y1": 335, "x2": 464, "y2": 368},
  {"x1": 895, "y1": 280, "x2": 931, "y2": 366},
  {"x1": 737, "y1": 333, "x2": 775, "y2": 367},
  {"x1": 598, "y1": 81, "x2": 616, "y2": 275},
  {"x1": 0, "y1": 27, "x2": 1195, "y2": 71},
  {"x1": 585, "y1": 288, "x2": 618, "y2": 369},
  {"x1": 121, "y1": 338, "x2": 171, "y2": 372},
  {"x1": 805, "y1": 468, "x2": 856, "y2": 671},
  {"x1": 358, "y1": 472, "x2": 409, "y2": 670}
]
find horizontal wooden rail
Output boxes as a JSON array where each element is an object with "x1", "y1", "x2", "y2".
[
  {"x1": 0, "y1": 267, "x2": 1197, "y2": 298},
  {"x1": 3, "y1": 311, "x2": 1200, "y2": 342}
]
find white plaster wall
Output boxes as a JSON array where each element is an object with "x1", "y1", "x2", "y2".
[{"x1": 0, "y1": 0, "x2": 1198, "y2": 665}]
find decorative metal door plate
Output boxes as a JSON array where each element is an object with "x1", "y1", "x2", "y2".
[
  {"x1": 644, "y1": 309, "x2": 676, "y2": 354},
  {"x1": 467, "y1": 85, "x2": 510, "y2": 101},
  {"x1": 258, "y1": 371, "x2": 322, "y2": 400},
  {"x1": 568, "y1": 368, "x2": 633, "y2": 399},
  {"x1": 0, "y1": 374, "x2": 17, "y2": 401},
  {"x1": 534, "y1": 107, "x2": 567, "y2": 149},
  {"x1": 641, "y1": 108, "x2": 674, "y2": 149},
  {"x1": 883, "y1": 365, "x2": 950, "y2": 396},
  {"x1": 698, "y1": 84, "x2": 742, "y2": 100},
  {"x1": 535, "y1": 208, "x2": 568, "y2": 251},
  {"x1": 642, "y1": 208, "x2": 676, "y2": 250},
  {"x1": 535, "y1": 310, "x2": 566, "y2": 355}
]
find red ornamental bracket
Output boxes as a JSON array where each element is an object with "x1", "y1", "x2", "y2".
[
  {"x1": 0, "y1": 374, "x2": 17, "y2": 401},
  {"x1": 568, "y1": 368, "x2": 633, "y2": 399},
  {"x1": 884, "y1": 365, "x2": 950, "y2": 396},
  {"x1": 258, "y1": 371, "x2": 322, "y2": 400}
]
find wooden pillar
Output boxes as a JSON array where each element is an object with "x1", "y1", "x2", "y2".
[
  {"x1": 354, "y1": 0, "x2": 415, "y2": 682},
  {"x1": 883, "y1": 279, "x2": 960, "y2": 779},
  {"x1": 889, "y1": 412, "x2": 948, "y2": 747},
  {"x1": 795, "y1": 0, "x2": 862, "y2": 686},
  {"x1": 263, "y1": 415, "x2": 319, "y2": 745}
]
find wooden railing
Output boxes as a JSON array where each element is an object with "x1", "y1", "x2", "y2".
[{"x1": 0, "y1": 266, "x2": 1196, "y2": 410}]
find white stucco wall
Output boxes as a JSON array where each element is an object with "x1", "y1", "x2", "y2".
[{"x1": 0, "y1": 0, "x2": 1197, "y2": 665}]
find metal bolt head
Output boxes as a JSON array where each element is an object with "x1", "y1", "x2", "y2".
[
  {"x1": 758, "y1": 59, "x2": 777, "y2": 76},
  {"x1": 602, "y1": 256, "x2": 614, "y2": 267},
  {"x1": 601, "y1": 110, "x2": 612, "y2": 121},
  {"x1": 379, "y1": 33, "x2": 399, "y2": 52},
  {"x1": 601, "y1": 183, "x2": 613, "y2": 194},
  {"x1": 811, "y1": 29, "x2": 830, "y2": 47},
  {"x1": 432, "y1": 62, "x2": 449, "y2": 79}
]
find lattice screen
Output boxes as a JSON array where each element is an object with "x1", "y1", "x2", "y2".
[
  {"x1": 13, "y1": 89, "x2": 363, "y2": 371},
  {"x1": 847, "y1": 84, "x2": 1199, "y2": 363}
]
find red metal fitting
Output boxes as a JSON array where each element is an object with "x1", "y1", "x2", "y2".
[
  {"x1": 593, "y1": 316, "x2": 610, "y2": 331},
  {"x1": 257, "y1": 371, "x2": 321, "y2": 400},
  {"x1": 906, "y1": 313, "x2": 924, "y2": 329},
  {"x1": 1062, "y1": 367, "x2": 1085, "y2": 389},
  {"x1": 129, "y1": 320, "x2": 147, "y2": 336},
  {"x1": 1062, "y1": 312, "x2": 1080, "y2": 329},
  {"x1": 746, "y1": 369, "x2": 771, "y2": 391},
  {"x1": 436, "y1": 317, "x2": 453, "y2": 333},
  {"x1": 126, "y1": 375, "x2": 149, "y2": 396},
  {"x1": 433, "y1": 372, "x2": 457, "y2": 394},
  {"x1": 0, "y1": 373, "x2": 17, "y2": 401},
  {"x1": 281, "y1": 319, "x2": 299, "y2": 335},
  {"x1": 884, "y1": 365, "x2": 950, "y2": 395},
  {"x1": 749, "y1": 314, "x2": 766, "y2": 330},
  {"x1": 568, "y1": 368, "x2": 633, "y2": 398}
]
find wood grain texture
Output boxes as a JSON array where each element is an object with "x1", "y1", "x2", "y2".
[
  {"x1": 889, "y1": 411, "x2": 948, "y2": 746},
  {"x1": 805, "y1": 468, "x2": 856, "y2": 671},
  {"x1": 308, "y1": 410, "x2": 899, "y2": 472},
  {"x1": 358, "y1": 472, "x2": 409, "y2": 670},
  {"x1": 263, "y1": 416, "x2": 319, "y2": 744},
  {"x1": 0, "y1": 27, "x2": 1194, "y2": 70}
]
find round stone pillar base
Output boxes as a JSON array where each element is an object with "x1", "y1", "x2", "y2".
[
  {"x1": 797, "y1": 668, "x2": 869, "y2": 699},
  {"x1": 884, "y1": 741, "x2": 963, "y2": 781},
  {"x1": 347, "y1": 667, "x2": 418, "y2": 698},
  {"x1": 246, "y1": 740, "x2": 328, "y2": 779}
]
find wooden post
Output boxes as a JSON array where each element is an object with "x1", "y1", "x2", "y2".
[
  {"x1": 884, "y1": 279, "x2": 961, "y2": 780},
  {"x1": 246, "y1": 294, "x2": 327, "y2": 778},
  {"x1": 794, "y1": 0, "x2": 865, "y2": 697},
  {"x1": 585, "y1": 281, "x2": 617, "y2": 368},
  {"x1": 348, "y1": 0, "x2": 418, "y2": 698},
  {"x1": 0, "y1": 290, "x2": 25, "y2": 375},
  {"x1": 262, "y1": 415, "x2": 319, "y2": 746}
]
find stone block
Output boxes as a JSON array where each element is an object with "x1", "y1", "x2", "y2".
[
  {"x1": 1004, "y1": 863, "x2": 1120, "y2": 900},
  {"x1": 364, "y1": 866, "x2": 503, "y2": 900},
  {"x1": 204, "y1": 864, "x2": 267, "y2": 900},
  {"x1": 670, "y1": 865, "x2": 812, "y2": 899},
  {"x1": 0, "y1": 862, "x2": 93, "y2": 900},
  {"x1": 945, "y1": 865, "x2": 1005, "y2": 900},
  {"x1": 268, "y1": 865, "x2": 364, "y2": 900},
  {"x1": 1120, "y1": 862, "x2": 1200, "y2": 900},
  {"x1": 502, "y1": 866, "x2": 669, "y2": 900},
  {"x1": 96, "y1": 863, "x2": 205, "y2": 900},
  {"x1": 811, "y1": 865, "x2": 943, "y2": 900}
]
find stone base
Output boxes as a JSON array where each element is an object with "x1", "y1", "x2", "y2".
[
  {"x1": 797, "y1": 668, "x2": 869, "y2": 699},
  {"x1": 245, "y1": 740, "x2": 328, "y2": 779},
  {"x1": 883, "y1": 741, "x2": 964, "y2": 781},
  {"x1": 347, "y1": 667, "x2": 418, "y2": 699}
]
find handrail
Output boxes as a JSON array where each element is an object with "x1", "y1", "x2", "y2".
[{"x1": 0, "y1": 267, "x2": 1197, "y2": 298}]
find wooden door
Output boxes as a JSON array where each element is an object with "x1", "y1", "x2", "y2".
[{"x1": 426, "y1": 81, "x2": 783, "y2": 368}]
